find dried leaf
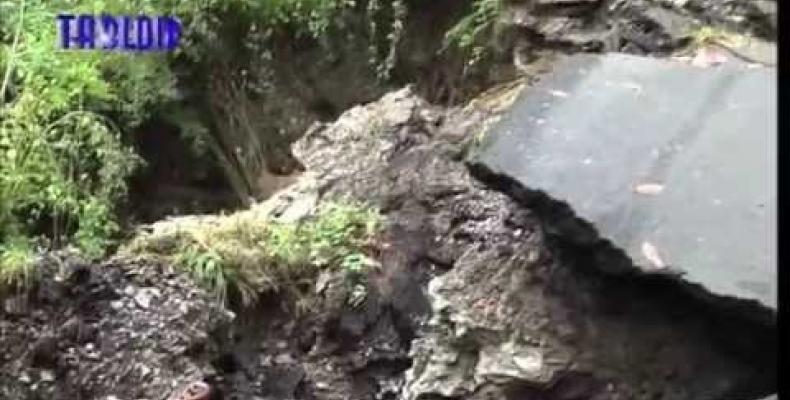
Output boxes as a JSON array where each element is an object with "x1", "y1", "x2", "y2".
[
  {"x1": 641, "y1": 241, "x2": 666, "y2": 269},
  {"x1": 634, "y1": 183, "x2": 665, "y2": 195}
]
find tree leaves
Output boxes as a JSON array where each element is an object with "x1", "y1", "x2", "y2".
[{"x1": 0, "y1": 0, "x2": 162, "y2": 260}]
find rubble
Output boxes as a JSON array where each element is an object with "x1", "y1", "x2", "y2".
[{"x1": 0, "y1": 256, "x2": 232, "y2": 400}]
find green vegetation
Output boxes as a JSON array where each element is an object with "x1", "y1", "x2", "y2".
[
  {"x1": 0, "y1": 237, "x2": 35, "y2": 290},
  {"x1": 126, "y1": 201, "x2": 382, "y2": 305},
  {"x1": 0, "y1": 0, "x2": 506, "y2": 291},
  {"x1": 443, "y1": 0, "x2": 504, "y2": 65},
  {"x1": 0, "y1": 0, "x2": 394, "y2": 288},
  {"x1": 168, "y1": 0, "x2": 410, "y2": 204},
  {"x1": 0, "y1": 0, "x2": 175, "y2": 283},
  {"x1": 687, "y1": 25, "x2": 745, "y2": 48}
]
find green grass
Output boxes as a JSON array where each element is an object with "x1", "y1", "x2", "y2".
[
  {"x1": 125, "y1": 201, "x2": 383, "y2": 306},
  {"x1": 687, "y1": 26, "x2": 745, "y2": 48},
  {"x1": 0, "y1": 237, "x2": 36, "y2": 290}
]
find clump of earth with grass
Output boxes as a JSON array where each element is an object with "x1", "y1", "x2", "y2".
[{"x1": 125, "y1": 200, "x2": 382, "y2": 307}]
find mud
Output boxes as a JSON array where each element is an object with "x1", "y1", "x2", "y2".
[{"x1": 0, "y1": 254, "x2": 233, "y2": 400}]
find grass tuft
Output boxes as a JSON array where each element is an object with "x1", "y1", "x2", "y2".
[
  {"x1": 0, "y1": 236, "x2": 36, "y2": 291},
  {"x1": 687, "y1": 26, "x2": 746, "y2": 48},
  {"x1": 125, "y1": 201, "x2": 383, "y2": 306}
]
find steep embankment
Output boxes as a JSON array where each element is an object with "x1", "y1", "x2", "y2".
[
  {"x1": 0, "y1": 0, "x2": 776, "y2": 399},
  {"x1": 1, "y1": 85, "x2": 774, "y2": 399}
]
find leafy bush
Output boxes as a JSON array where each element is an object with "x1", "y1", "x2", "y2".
[{"x1": 0, "y1": 0, "x2": 177, "y2": 284}]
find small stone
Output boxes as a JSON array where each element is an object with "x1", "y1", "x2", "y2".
[
  {"x1": 19, "y1": 372, "x2": 31, "y2": 384},
  {"x1": 641, "y1": 241, "x2": 666, "y2": 269},
  {"x1": 40, "y1": 370, "x2": 55, "y2": 382},
  {"x1": 526, "y1": 249, "x2": 540, "y2": 263},
  {"x1": 274, "y1": 353, "x2": 295, "y2": 364},
  {"x1": 138, "y1": 364, "x2": 151, "y2": 378},
  {"x1": 4, "y1": 295, "x2": 28, "y2": 315},
  {"x1": 315, "y1": 381, "x2": 330, "y2": 389},
  {"x1": 111, "y1": 300, "x2": 124, "y2": 310},
  {"x1": 84, "y1": 343, "x2": 101, "y2": 360},
  {"x1": 32, "y1": 310, "x2": 47, "y2": 322},
  {"x1": 134, "y1": 288, "x2": 161, "y2": 309},
  {"x1": 123, "y1": 285, "x2": 136, "y2": 296},
  {"x1": 315, "y1": 271, "x2": 333, "y2": 294},
  {"x1": 259, "y1": 355, "x2": 273, "y2": 367}
]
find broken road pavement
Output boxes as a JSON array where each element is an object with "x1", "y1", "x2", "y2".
[{"x1": 471, "y1": 53, "x2": 776, "y2": 310}]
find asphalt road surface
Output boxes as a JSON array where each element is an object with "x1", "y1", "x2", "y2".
[{"x1": 475, "y1": 53, "x2": 776, "y2": 309}]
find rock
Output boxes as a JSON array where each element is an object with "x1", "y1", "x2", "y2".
[
  {"x1": 137, "y1": 364, "x2": 152, "y2": 379},
  {"x1": 314, "y1": 271, "x2": 334, "y2": 295},
  {"x1": 133, "y1": 287, "x2": 161, "y2": 309},
  {"x1": 642, "y1": 6, "x2": 697, "y2": 43},
  {"x1": 3, "y1": 294, "x2": 28, "y2": 315},
  {"x1": 261, "y1": 365, "x2": 305, "y2": 398},
  {"x1": 30, "y1": 334, "x2": 59, "y2": 368},
  {"x1": 475, "y1": 341, "x2": 553, "y2": 383},
  {"x1": 275, "y1": 194, "x2": 316, "y2": 223},
  {"x1": 39, "y1": 370, "x2": 55, "y2": 382},
  {"x1": 258, "y1": 355, "x2": 273, "y2": 367},
  {"x1": 274, "y1": 353, "x2": 295, "y2": 365},
  {"x1": 315, "y1": 381, "x2": 330, "y2": 389}
]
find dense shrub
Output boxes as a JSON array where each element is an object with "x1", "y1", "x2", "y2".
[{"x1": 0, "y1": 0, "x2": 178, "y2": 286}]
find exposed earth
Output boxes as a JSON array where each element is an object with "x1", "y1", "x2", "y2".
[{"x1": 0, "y1": 0, "x2": 777, "y2": 399}]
